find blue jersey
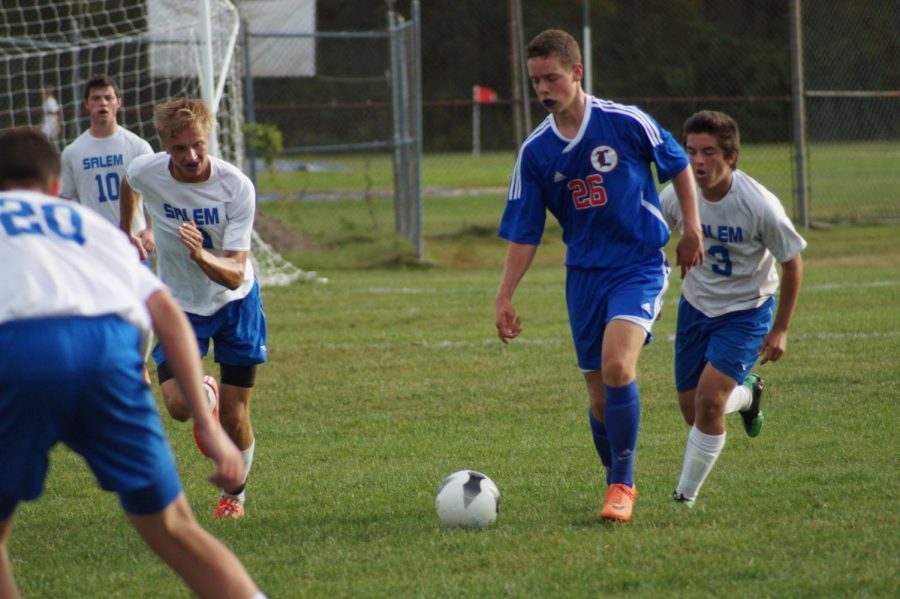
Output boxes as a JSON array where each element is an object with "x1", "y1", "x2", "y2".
[{"x1": 499, "y1": 96, "x2": 688, "y2": 268}]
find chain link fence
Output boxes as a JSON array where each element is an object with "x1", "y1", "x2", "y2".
[{"x1": 246, "y1": 0, "x2": 898, "y2": 225}]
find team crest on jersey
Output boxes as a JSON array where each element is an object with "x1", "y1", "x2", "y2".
[{"x1": 590, "y1": 145, "x2": 618, "y2": 173}]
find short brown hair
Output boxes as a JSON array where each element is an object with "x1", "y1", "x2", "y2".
[
  {"x1": 0, "y1": 128, "x2": 60, "y2": 191},
  {"x1": 683, "y1": 110, "x2": 741, "y2": 169},
  {"x1": 153, "y1": 97, "x2": 215, "y2": 143},
  {"x1": 526, "y1": 29, "x2": 582, "y2": 69},
  {"x1": 83, "y1": 74, "x2": 121, "y2": 102}
]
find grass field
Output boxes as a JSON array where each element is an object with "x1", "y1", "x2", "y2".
[{"x1": 9, "y1": 162, "x2": 900, "y2": 597}]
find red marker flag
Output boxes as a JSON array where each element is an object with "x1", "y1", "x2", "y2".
[{"x1": 473, "y1": 85, "x2": 498, "y2": 104}]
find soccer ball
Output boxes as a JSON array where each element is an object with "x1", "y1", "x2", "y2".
[{"x1": 435, "y1": 470, "x2": 500, "y2": 529}]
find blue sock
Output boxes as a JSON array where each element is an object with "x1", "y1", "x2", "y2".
[
  {"x1": 588, "y1": 409, "x2": 612, "y2": 484},
  {"x1": 604, "y1": 381, "x2": 640, "y2": 487}
]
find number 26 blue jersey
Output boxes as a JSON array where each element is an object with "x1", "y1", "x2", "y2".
[{"x1": 499, "y1": 96, "x2": 688, "y2": 269}]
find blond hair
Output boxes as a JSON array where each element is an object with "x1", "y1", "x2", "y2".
[{"x1": 153, "y1": 97, "x2": 215, "y2": 142}]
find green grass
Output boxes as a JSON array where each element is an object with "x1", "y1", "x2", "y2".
[{"x1": 8, "y1": 177, "x2": 900, "y2": 597}]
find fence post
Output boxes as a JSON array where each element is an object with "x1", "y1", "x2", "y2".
[{"x1": 790, "y1": 0, "x2": 809, "y2": 228}]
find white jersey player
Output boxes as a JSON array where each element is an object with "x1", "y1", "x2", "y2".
[
  {"x1": 60, "y1": 75, "x2": 153, "y2": 239},
  {"x1": 125, "y1": 151, "x2": 256, "y2": 315},
  {"x1": 40, "y1": 86, "x2": 61, "y2": 142},
  {"x1": 659, "y1": 110, "x2": 806, "y2": 508},
  {"x1": 120, "y1": 97, "x2": 267, "y2": 520},
  {"x1": 0, "y1": 127, "x2": 265, "y2": 599}
]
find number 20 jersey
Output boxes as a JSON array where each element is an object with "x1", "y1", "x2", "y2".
[
  {"x1": 0, "y1": 189, "x2": 161, "y2": 330},
  {"x1": 499, "y1": 96, "x2": 689, "y2": 268}
]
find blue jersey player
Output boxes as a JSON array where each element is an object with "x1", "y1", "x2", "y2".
[
  {"x1": 496, "y1": 29, "x2": 704, "y2": 523},
  {"x1": 0, "y1": 127, "x2": 265, "y2": 598}
]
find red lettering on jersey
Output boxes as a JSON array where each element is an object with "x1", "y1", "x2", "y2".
[{"x1": 568, "y1": 174, "x2": 608, "y2": 210}]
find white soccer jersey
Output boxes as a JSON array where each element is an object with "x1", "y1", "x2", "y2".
[
  {"x1": 126, "y1": 153, "x2": 256, "y2": 316},
  {"x1": 60, "y1": 127, "x2": 153, "y2": 234},
  {"x1": 0, "y1": 189, "x2": 163, "y2": 330},
  {"x1": 660, "y1": 169, "x2": 807, "y2": 317}
]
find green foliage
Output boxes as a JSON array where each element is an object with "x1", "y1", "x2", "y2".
[{"x1": 242, "y1": 122, "x2": 284, "y2": 170}]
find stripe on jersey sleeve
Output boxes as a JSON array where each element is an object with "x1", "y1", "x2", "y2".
[{"x1": 596, "y1": 99, "x2": 663, "y2": 146}]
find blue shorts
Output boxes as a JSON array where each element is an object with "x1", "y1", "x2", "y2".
[
  {"x1": 153, "y1": 281, "x2": 268, "y2": 368},
  {"x1": 674, "y1": 296, "x2": 775, "y2": 392},
  {"x1": 0, "y1": 316, "x2": 181, "y2": 519},
  {"x1": 566, "y1": 252, "x2": 670, "y2": 372}
]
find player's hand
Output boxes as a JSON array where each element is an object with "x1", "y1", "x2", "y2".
[
  {"x1": 177, "y1": 220, "x2": 205, "y2": 260},
  {"x1": 128, "y1": 233, "x2": 149, "y2": 262},
  {"x1": 138, "y1": 227, "x2": 156, "y2": 255},
  {"x1": 675, "y1": 227, "x2": 704, "y2": 278},
  {"x1": 195, "y1": 421, "x2": 246, "y2": 490},
  {"x1": 496, "y1": 298, "x2": 522, "y2": 344},
  {"x1": 759, "y1": 329, "x2": 788, "y2": 364}
]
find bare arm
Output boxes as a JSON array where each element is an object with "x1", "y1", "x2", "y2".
[
  {"x1": 177, "y1": 220, "x2": 247, "y2": 290},
  {"x1": 760, "y1": 254, "x2": 803, "y2": 364},
  {"x1": 146, "y1": 289, "x2": 245, "y2": 489},
  {"x1": 496, "y1": 242, "x2": 538, "y2": 343},
  {"x1": 119, "y1": 177, "x2": 148, "y2": 261},
  {"x1": 137, "y1": 202, "x2": 156, "y2": 255},
  {"x1": 671, "y1": 166, "x2": 704, "y2": 278}
]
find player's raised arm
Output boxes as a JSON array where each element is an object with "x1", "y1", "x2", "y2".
[
  {"x1": 119, "y1": 176, "x2": 147, "y2": 261},
  {"x1": 671, "y1": 165, "x2": 704, "y2": 278}
]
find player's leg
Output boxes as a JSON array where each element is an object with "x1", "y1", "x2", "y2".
[
  {"x1": 0, "y1": 514, "x2": 18, "y2": 598},
  {"x1": 154, "y1": 315, "x2": 214, "y2": 422},
  {"x1": 126, "y1": 493, "x2": 260, "y2": 599},
  {"x1": 672, "y1": 364, "x2": 735, "y2": 505},
  {"x1": 584, "y1": 374, "x2": 612, "y2": 484},
  {"x1": 210, "y1": 285, "x2": 267, "y2": 518},
  {"x1": 566, "y1": 267, "x2": 614, "y2": 484},
  {"x1": 672, "y1": 304, "x2": 770, "y2": 506},
  {"x1": 213, "y1": 366, "x2": 256, "y2": 518},
  {"x1": 599, "y1": 318, "x2": 647, "y2": 488}
]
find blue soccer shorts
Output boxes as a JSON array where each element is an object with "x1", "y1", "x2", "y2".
[
  {"x1": 153, "y1": 280, "x2": 268, "y2": 369},
  {"x1": 674, "y1": 295, "x2": 775, "y2": 392},
  {"x1": 0, "y1": 315, "x2": 182, "y2": 519},
  {"x1": 566, "y1": 252, "x2": 670, "y2": 372}
]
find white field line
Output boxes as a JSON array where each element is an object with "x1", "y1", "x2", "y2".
[
  {"x1": 323, "y1": 330, "x2": 898, "y2": 351},
  {"x1": 353, "y1": 279, "x2": 899, "y2": 296}
]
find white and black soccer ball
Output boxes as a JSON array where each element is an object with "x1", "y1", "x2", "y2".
[{"x1": 435, "y1": 470, "x2": 500, "y2": 529}]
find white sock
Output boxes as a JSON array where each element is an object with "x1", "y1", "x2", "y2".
[
  {"x1": 675, "y1": 426, "x2": 726, "y2": 501},
  {"x1": 241, "y1": 440, "x2": 256, "y2": 484},
  {"x1": 222, "y1": 440, "x2": 255, "y2": 502},
  {"x1": 202, "y1": 380, "x2": 217, "y2": 412},
  {"x1": 724, "y1": 384, "x2": 751, "y2": 414}
]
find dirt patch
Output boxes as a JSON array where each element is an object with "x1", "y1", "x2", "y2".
[{"x1": 254, "y1": 212, "x2": 322, "y2": 252}]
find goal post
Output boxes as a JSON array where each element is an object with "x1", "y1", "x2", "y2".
[{"x1": 0, "y1": 0, "x2": 308, "y2": 286}]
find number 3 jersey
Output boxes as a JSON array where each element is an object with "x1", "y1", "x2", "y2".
[
  {"x1": 659, "y1": 169, "x2": 807, "y2": 318},
  {"x1": 499, "y1": 96, "x2": 689, "y2": 268},
  {"x1": 60, "y1": 127, "x2": 153, "y2": 234},
  {"x1": 0, "y1": 190, "x2": 162, "y2": 330},
  {"x1": 126, "y1": 152, "x2": 256, "y2": 316}
]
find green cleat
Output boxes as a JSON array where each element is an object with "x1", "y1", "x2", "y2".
[
  {"x1": 740, "y1": 374, "x2": 765, "y2": 438},
  {"x1": 670, "y1": 491, "x2": 695, "y2": 508}
]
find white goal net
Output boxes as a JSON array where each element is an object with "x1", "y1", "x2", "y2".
[{"x1": 0, "y1": 0, "x2": 308, "y2": 286}]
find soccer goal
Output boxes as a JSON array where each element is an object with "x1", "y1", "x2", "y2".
[{"x1": 0, "y1": 0, "x2": 309, "y2": 286}]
